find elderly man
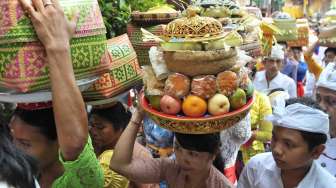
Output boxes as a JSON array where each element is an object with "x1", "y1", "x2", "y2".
[
  {"x1": 315, "y1": 62, "x2": 336, "y2": 177},
  {"x1": 253, "y1": 44, "x2": 297, "y2": 98},
  {"x1": 238, "y1": 98, "x2": 336, "y2": 188}
]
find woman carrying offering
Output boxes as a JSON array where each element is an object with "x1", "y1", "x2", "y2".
[
  {"x1": 10, "y1": 0, "x2": 103, "y2": 187},
  {"x1": 110, "y1": 108, "x2": 234, "y2": 188}
]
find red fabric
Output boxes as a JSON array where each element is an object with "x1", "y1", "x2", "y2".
[
  {"x1": 17, "y1": 101, "x2": 53, "y2": 110},
  {"x1": 297, "y1": 81, "x2": 304, "y2": 97},
  {"x1": 224, "y1": 165, "x2": 237, "y2": 184}
]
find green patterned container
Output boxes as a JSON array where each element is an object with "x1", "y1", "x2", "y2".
[
  {"x1": 83, "y1": 34, "x2": 142, "y2": 101},
  {"x1": 0, "y1": 0, "x2": 111, "y2": 92}
]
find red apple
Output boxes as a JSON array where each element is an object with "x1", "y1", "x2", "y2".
[{"x1": 160, "y1": 95, "x2": 181, "y2": 115}]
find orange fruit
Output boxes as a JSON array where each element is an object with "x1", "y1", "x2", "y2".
[{"x1": 182, "y1": 95, "x2": 207, "y2": 117}]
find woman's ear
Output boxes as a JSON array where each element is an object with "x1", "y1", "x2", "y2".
[{"x1": 311, "y1": 144, "x2": 326, "y2": 159}]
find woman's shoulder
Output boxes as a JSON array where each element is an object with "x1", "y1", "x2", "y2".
[{"x1": 208, "y1": 166, "x2": 235, "y2": 188}]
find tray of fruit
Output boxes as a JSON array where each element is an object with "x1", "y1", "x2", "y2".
[
  {"x1": 140, "y1": 7, "x2": 253, "y2": 134},
  {"x1": 141, "y1": 70, "x2": 254, "y2": 134}
]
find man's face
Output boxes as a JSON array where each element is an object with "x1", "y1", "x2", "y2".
[
  {"x1": 292, "y1": 49, "x2": 302, "y2": 61},
  {"x1": 316, "y1": 87, "x2": 336, "y2": 138},
  {"x1": 271, "y1": 127, "x2": 320, "y2": 170},
  {"x1": 263, "y1": 58, "x2": 283, "y2": 78},
  {"x1": 324, "y1": 51, "x2": 336, "y2": 64},
  {"x1": 9, "y1": 115, "x2": 59, "y2": 169}
]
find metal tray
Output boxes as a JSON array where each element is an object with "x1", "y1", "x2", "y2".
[{"x1": 0, "y1": 76, "x2": 99, "y2": 103}]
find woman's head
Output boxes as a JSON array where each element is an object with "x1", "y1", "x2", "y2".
[
  {"x1": 10, "y1": 108, "x2": 59, "y2": 169},
  {"x1": 174, "y1": 133, "x2": 222, "y2": 172},
  {"x1": 89, "y1": 102, "x2": 132, "y2": 152},
  {"x1": 0, "y1": 124, "x2": 38, "y2": 188}
]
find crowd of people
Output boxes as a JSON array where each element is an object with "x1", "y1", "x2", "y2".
[{"x1": 1, "y1": 0, "x2": 336, "y2": 188}]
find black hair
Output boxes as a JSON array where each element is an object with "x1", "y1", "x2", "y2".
[
  {"x1": 14, "y1": 108, "x2": 57, "y2": 141},
  {"x1": 277, "y1": 42, "x2": 287, "y2": 48},
  {"x1": 175, "y1": 133, "x2": 224, "y2": 172},
  {"x1": 0, "y1": 124, "x2": 38, "y2": 188},
  {"x1": 285, "y1": 97, "x2": 327, "y2": 151},
  {"x1": 290, "y1": 46, "x2": 303, "y2": 52},
  {"x1": 324, "y1": 47, "x2": 336, "y2": 55},
  {"x1": 268, "y1": 88, "x2": 285, "y2": 96},
  {"x1": 90, "y1": 102, "x2": 132, "y2": 131}
]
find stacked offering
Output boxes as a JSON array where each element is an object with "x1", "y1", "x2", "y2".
[
  {"x1": 127, "y1": 6, "x2": 180, "y2": 66},
  {"x1": 0, "y1": 0, "x2": 110, "y2": 93},
  {"x1": 319, "y1": 10, "x2": 336, "y2": 47},
  {"x1": 141, "y1": 8, "x2": 254, "y2": 134}
]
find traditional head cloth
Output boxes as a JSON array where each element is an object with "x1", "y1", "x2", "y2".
[
  {"x1": 316, "y1": 63, "x2": 336, "y2": 92},
  {"x1": 267, "y1": 103, "x2": 329, "y2": 135},
  {"x1": 268, "y1": 90, "x2": 290, "y2": 109},
  {"x1": 270, "y1": 44, "x2": 285, "y2": 60}
]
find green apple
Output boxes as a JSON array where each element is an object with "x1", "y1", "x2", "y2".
[
  {"x1": 229, "y1": 88, "x2": 247, "y2": 110},
  {"x1": 245, "y1": 81, "x2": 254, "y2": 99}
]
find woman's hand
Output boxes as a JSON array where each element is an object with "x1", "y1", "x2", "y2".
[{"x1": 19, "y1": 0, "x2": 78, "y2": 50}]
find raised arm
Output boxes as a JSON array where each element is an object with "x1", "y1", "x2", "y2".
[
  {"x1": 19, "y1": 0, "x2": 88, "y2": 161},
  {"x1": 303, "y1": 41, "x2": 323, "y2": 79},
  {"x1": 110, "y1": 109, "x2": 163, "y2": 183}
]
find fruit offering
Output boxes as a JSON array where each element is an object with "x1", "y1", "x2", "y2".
[
  {"x1": 144, "y1": 70, "x2": 251, "y2": 118},
  {"x1": 141, "y1": 6, "x2": 254, "y2": 134},
  {"x1": 217, "y1": 71, "x2": 239, "y2": 96},
  {"x1": 191, "y1": 75, "x2": 217, "y2": 99},
  {"x1": 164, "y1": 73, "x2": 190, "y2": 99}
]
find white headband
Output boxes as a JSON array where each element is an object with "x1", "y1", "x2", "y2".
[
  {"x1": 267, "y1": 103, "x2": 329, "y2": 135},
  {"x1": 316, "y1": 63, "x2": 336, "y2": 92}
]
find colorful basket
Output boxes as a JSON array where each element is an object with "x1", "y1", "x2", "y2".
[
  {"x1": 287, "y1": 19, "x2": 309, "y2": 47},
  {"x1": 273, "y1": 19, "x2": 298, "y2": 42},
  {"x1": 83, "y1": 34, "x2": 142, "y2": 101},
  {"x1": 140, "y1": 92, "x2": 254, "y2": 134},
  {"x1": 131, "y1": 11, "x2": 181, "y2": 25},
  {"x1": 240, "y1": 42, "x2": 262, "y2": 57},
  {"x1": 127, "y1": 23, "x2": 165, "y2": 66},
  {"x1": 0, "y1": 0, "x2": 110, "y2": 93}
]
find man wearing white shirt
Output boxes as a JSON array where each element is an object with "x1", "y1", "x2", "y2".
[
  {"x1": 315, "y1": 62, "x2": 336, "y2": 177},
  {"x1": 238, "y1": 98, "x2": 336, "y2": 188},
  {"x1": 253, "y1": 44, "x2": 297, "y2": 98}
]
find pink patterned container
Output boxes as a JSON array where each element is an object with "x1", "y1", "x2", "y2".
[{"x1": 0, "y1": 0, "x2": 111, "y2": 92}]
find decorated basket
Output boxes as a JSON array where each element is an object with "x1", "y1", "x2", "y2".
[
  {"x1": 273, "y1": 19, "x2": 298, "y2": 42},
  {"x1": 287, "y1": 19, "x2": 309, "y2": 47},
  {"x1": 140, "y1": 92, "x2": 254, "y2": 134},
  {"x1": 127, "y1": 23, "x2": 165, "y2": 66},
  {"x1": 131, "y1": 11, "x2": 181, "y2": 25},
  {"x1": 240, "y1": 42, "x2": 262, "y2": 57},
  {"x1": 83, "y1": 34, "x2": 142, "y2": 101},
  {"x1": 0, "y1": 0, "x2": 110, "y2": 93},
  {"x1": 318, "y1": 25, "x2": 336, "y2": 47}
]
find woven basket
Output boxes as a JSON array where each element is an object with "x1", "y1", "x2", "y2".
[
  {"x1": 273, "y1": 19, "x2": 298, "y2": 42},
  {"x1": 127, "y1": 23, "x2": 165, "y2": 66},
  {"x1": 141, "y1": 92, "x2": 254, "y2": 134},
  {"x1": 0, "y1": 0, "x2": 110, "y2": 93},
  {"x1": 287, "y1": 19, "x2": 309, "y2": 47},
  {"x1": 83, "y1": 34, "x2": 142, "y2": 101},
  {"x1": 131, "y1": 11, "x2": 181, "y2": 25}
]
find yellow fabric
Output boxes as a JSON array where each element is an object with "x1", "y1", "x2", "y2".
[
  {"x1": 304, "y1": 52, "x2": 323, "y2": 79},
  {"x1": 241, "y1": 92, "x2": 273, "y2": 164},
  {"x1": 99, "y1": 150, "x2": 130, "y2": 188}
]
